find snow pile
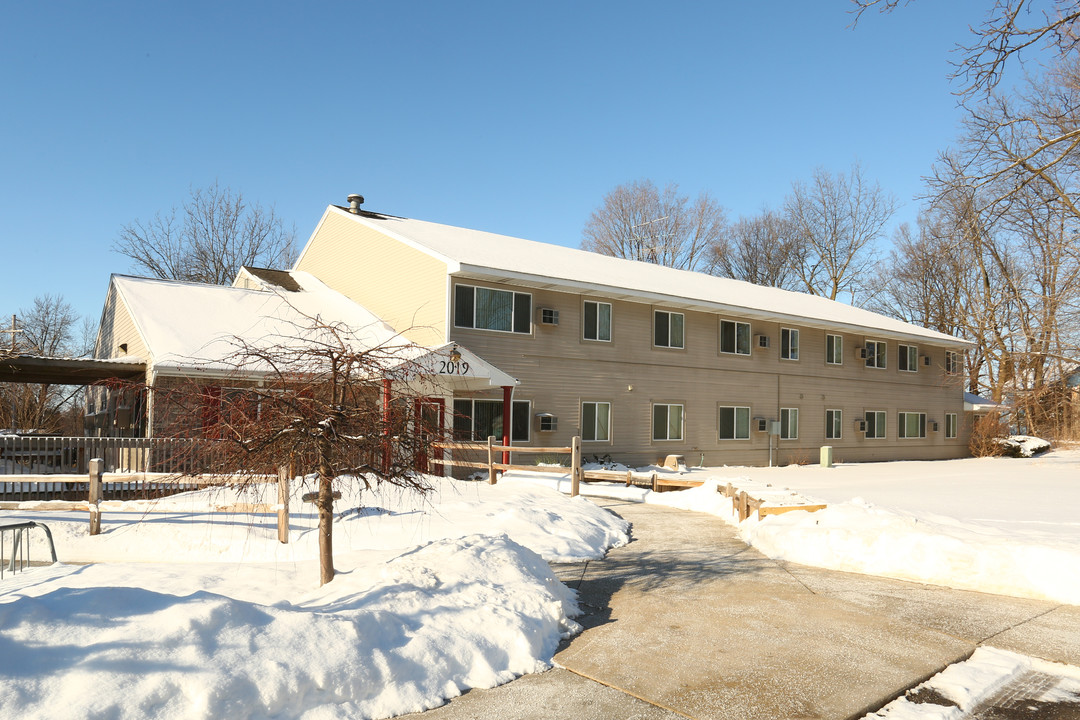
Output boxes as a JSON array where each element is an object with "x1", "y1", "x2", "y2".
[
  {"x1": 0, "y1": 534, "x2": 579, "y2": 720},
  {"x1": 997, "y1": 434, "x2": 1051, "y2": 457},
  {"x1": 864, "y1": 647, "x2": 1080, "y2": 719}
]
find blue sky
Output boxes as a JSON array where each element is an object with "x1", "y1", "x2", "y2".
[{"x1": 0, "y1": 1, "x2": 985, "y2": 326}]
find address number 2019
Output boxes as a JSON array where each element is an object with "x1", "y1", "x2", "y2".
[{"x1": 439, "y1": 360, "x2": 470, "y2": 375}]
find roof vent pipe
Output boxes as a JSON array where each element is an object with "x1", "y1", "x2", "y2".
[{"x1": 347, "y1": 194, "x2": 364, "y2": 213}]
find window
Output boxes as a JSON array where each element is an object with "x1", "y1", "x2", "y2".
[
  {"x1": 898, "y1": 412, "x2": 927, "y2": 439},
  {"x1": 652, "y1": 403, "x2": 684, "y2": 441},
  {"x1": 581, "y1": 402, "x2": 611, "y2": 441},
  {"x1": 865, "y1": 340, "x2": 887, "y2": 369},
  {"x1": 453, "y1": 399, "x2": 531, "y2": 442},
  {"x1": 780, "y1": 328, "x2": 800, "y2": 360},
  {"x1": 654, "y1": 310, "x2": 684, "y2": 348},
  {"x1": 583, "y1": 301, "x2": 612, "y2": 342},
  {"x1": 455, "y1": 285, "x2": 531, "y2": 334},
  {"x1": 826, "y1": 334, "x2": 843, "y2": 365},
  {"x1": 899, "y1": 344, "x2": 918, "y2": 372},
  {"x1": 945, "y1": 413, "x2": 958, "y2": 439},
  {"x1": 945, "y1": 350, "x2": 960, "y2": 375},
  {"x1": 865, "y1": 410, "x2": 886, "y2": 439},
  {"x1": 779, "y1": 408, "x2": 799, "y2": 439},
  {"x1": 718, "y1": 406, "x2": 750, "y2": 440},
  {"x1": 825, "y1": 409, "x2": 842, "y2": 440},
  {"x1": 720, "y1": 320, "x2": 751, "y2": 355}
]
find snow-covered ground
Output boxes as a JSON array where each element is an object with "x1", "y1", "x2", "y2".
[
  {"x1": 513, "y1": 447, "x2": 1080, "y2": 606},
  {"x1": 0, "y1": 477, "x2": 628, "y2": 720}
]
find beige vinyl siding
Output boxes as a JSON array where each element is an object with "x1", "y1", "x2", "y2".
[
  {"x1": 450, "y1": 280, "x2": 970, "y2": 466},
  {"x1": 94, "y1": 285, "x2": 149, "y2": 362},
  {"x1": 295, "y1": 210, "x2": 448, "y2": 346}
]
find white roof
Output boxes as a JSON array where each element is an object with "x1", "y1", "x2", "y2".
[
  {"x1": 324, "y1": 207, "x2": 969, "y2": 346},
  {"x1": 111, "y1": 272, "x2": 407, "y2": 376},
  {"x1": 964, "y1": 391, "x2": 1003, "y2": 413}
]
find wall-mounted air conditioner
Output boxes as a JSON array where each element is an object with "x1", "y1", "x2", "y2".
[
  {"x1": 855, "y1": 419, "x2": 867, "y2": 433},
  {"x1": 755, "y1": 417, "x2": 768, "y2": 432},
  {"x1": 929, "y1": 421, "x2": 939, "y2": 432},
  {"x1": 536, "y1": 413, "x2": 557, "y2": 432},
  {"x1": 856, "y1": 346, "x2": 867, "y2": 359},
  {"x1": 921, "y1": 355, "x2": 931, "y2": 367},
  {"x1": 756, "y1": 335, "x2": 770, "y2": 349},
  {"x1": 539, "y1": 308, "x2": 559, "y2": 326}
]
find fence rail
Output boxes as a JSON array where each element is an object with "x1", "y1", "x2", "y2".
[
  {"x1": 0, "y1": 436, "x2": 214, "y2": 476},
  {"x1": 434, "y1": 436, "x2": 584, "y2": 495}
]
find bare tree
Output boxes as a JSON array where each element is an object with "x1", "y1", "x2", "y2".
[
  {"x1": 581, "y1": 180, "x2": 726, "y2": 272},
  {"x1": 784, "y1": 163, "x2": 898, "y2": 302},
  {"x1": 1, "y1": 295, "x2": 91, "y2": 433},
  {"x1": 115, "y1": 182, "x2": 298, "y2": 285},
  {"x1": 710, "y1": 209, "x2": 803, "y2": 290},
  {"x1": 157, "y1": 313, "x2": 445, "y2": 585},
  {"x1": 851, "y1": 0, "x2": 1080, "y2": 97}
]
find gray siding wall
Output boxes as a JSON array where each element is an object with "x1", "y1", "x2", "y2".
[{"x1": 448, "y1": 278, "x2": 970, "y2": 467}]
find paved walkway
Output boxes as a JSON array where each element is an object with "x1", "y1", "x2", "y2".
[{"x1": 406, "y1": 500, "x2": 1080, "y2": 720}]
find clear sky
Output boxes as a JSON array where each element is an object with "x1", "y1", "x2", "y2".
[{"x1": 0, "y1": 1, "x2": 986, "y2": 326}]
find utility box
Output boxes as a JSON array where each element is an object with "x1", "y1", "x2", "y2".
[{"x1": 820, "y1": 446, "x2": 833, "y2": 468}]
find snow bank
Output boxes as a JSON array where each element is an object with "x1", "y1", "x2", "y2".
[{"x1": 0, "y1": 534, "x2": 578, "y2": 720}]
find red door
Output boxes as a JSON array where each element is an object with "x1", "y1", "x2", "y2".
[{"x1": 413, "y1": 398, "x2": 445, "y2": 474}]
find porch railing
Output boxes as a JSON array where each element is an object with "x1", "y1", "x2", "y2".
[{"x1": 0, "y1": 436, "x2": 212, "y2": 476}]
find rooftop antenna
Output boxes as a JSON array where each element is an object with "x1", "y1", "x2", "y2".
[
  {"x1": 2, "y1": 315, "x2": 22, "y2": 353},
  {"x1": 631, "y1": 215, "x2": 675, "y2": 263}
]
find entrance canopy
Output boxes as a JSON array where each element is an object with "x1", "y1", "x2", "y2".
[
  {"x1": 390, "y1": 343, "x2": 518, "y2": 392},
  {"x1": 0, "y1": 355, "x2": 146, "y2": 385}
]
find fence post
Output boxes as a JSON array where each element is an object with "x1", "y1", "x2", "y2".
[
  {"x1": 570, "y1": 435, "x2": 581, "y2": 497},
  {"x1": 88, "y1": 458, "x2": 103, "y2": 536},
  {"x1": 277, "y1": 465, "x2": 290, "y2": 544},
  {"x1": 487, "y1": 436, "x2": 496, "y2": 484}
]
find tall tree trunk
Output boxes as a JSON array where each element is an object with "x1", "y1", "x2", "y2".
[{"x1": 317, "y1": 429, "x2": 335, "y2": 585}]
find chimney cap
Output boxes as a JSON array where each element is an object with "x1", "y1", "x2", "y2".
[{"x1": 346, "y1": 194, "x2": 364, "y2": 213}]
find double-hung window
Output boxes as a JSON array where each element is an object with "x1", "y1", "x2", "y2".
[
  {"x1": 865, "y1": 340, "x2": 887, "y2": 369},
  {"x1": 780, "y1": 328, "x2": 799, "y2": 360},
  {"x1": 654, "y1": 311, "x2": 684, "y2": 348},
  {"x1": 453, "y1": 399, "x2": 531, "y2": 442},
  {"x1": 898, "y1": 412, "x2": 926, "y2": 439},
  {"x1": 652, "y1": 403, "x2": 684, "y2": 441},
  {"x1": 455, "y1": 285, "x2": 531, "y2": 334},
  {"x1": 825, "y1": 409, "x2": 842, "y2": 440},
  {"x1": 865, "y1": 410, "x2": 886, "y2": 439},
  {"x1": 581, "y1": 401, "x2": 611, "y2": 442},
  {"x1": 779, "y1": 408, "x2": 799, "y2": 439},
  {"x1": 945, "y1": 413, "x2": 958, "y2": 439},
  {"x1": 945, "y1": 350, "x2": 960, "y2": 375},
  {"x1": 720, "y1": 320, "x2": 751, "y2": 355},
  {"x1": 826, "y1": 334, "x2": 843, "y2": 365},
  {"x1": 583, "y1": 301, "x2": 612, "y2": 342},
  {"x1": 898, "y1": 344, "x2": 918, "y2": 372},
  {"x1": 718, "y1": 406, "x2": 750, "y2": 440}
]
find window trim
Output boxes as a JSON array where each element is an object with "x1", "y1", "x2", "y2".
[
  {"x1": 720, "y1": 319, "x2": 752, "y2": 356},
  {"x1": 581, "y1": 400, "x2": 612, "y2": 442},
  {"x1": 825, "y1": 408, "x2": 842, "y2": 440},
  {"x1": 945, "y1": 412, "x2": 958, "y2": 439},
  {"x1": 898, "y1": 344, "x2": 919, "y2": 373},
  {"x1": 583, "y1": 300, "x2": 613, "y2": 343},
  {"x1": 780, "y1": 328, "x2": 800, "y2": 361},
  {"x1": 717, "y1": 405, "x2": 751, "y2": 440},
  {"x1": 779, "y1": 407, "x2": 799, "y2": 440},
  {"x1": 826, "y1": 333, "x2": 843, "y2": 366},
  {"x1": 865, "y1": 410, "x2": 886, "y2": 439},
  {"x1": 865, "y1": 339, "x2": 887, "y2": 369},
  {"x1": 652, "y1": 403, "x2": 685, "y2": 441},
  {"x1": 453, "y1": 283, "x2": 532, "y2": 335},
  {"x1": 945, "y1": 350, "x2": 960, "y2": 375},
  {"x1": 898, "y1": 411, "x2": 927, "y2": 439},
  {"x1": 653, "y1": 310, "x2": 685, "y2": 349}
]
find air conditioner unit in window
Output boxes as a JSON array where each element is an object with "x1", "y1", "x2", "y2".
[
  {"x1": 922, "y1": 355, "x2": 931, "y2": 367},
  {"x1": 855, "y1": 419, "x2": 867, "y2": 433},
  {"x1": 539, "y1": 308, "x2": 559, "y2": 326},
  {"x1": 755, "y1": 335, "x2": 770, "y2": 349},
  {"x1": 536, "y1": 413, "x2": 557, "y2": 432},
  {"x1": 754, "y1": 417, "x2": 768, "y2": 432},
  {"x1": 930, "y1": 421, "x2": 939, "y2": 432},
  {"x1": 856, "y1": 346, "x2": 868, "y2": 359}
]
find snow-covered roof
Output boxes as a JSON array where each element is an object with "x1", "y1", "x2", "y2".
[
  {"x1": 323, "y1": 207, "x2": 969, "y2": 346},
  {"x1": 964, "y1": 391, "x2": 1003, "y2": 413},
  {"x1": 111, "y1": 272, "x2": 407, "y2": 377}
]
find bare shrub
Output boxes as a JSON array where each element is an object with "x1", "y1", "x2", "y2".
[{"x1": 969, "y1": 411, "x2": 1009, "y2": 457}]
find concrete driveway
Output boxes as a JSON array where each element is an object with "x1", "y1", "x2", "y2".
[{"x1": 405, "y1": 500, "x2": 1080, "y2": 720}]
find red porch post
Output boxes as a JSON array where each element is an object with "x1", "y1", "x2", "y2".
[
  {"x1": 501, "y1": 385, "x2": 512, "y2": 465},
  {"x1": 381, "y1": 378, "x2": 392, "y2": 473}
]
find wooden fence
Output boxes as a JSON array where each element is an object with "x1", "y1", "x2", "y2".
[{"x1": 434, "y1": 436, "x2": 585, "y2": 495}]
